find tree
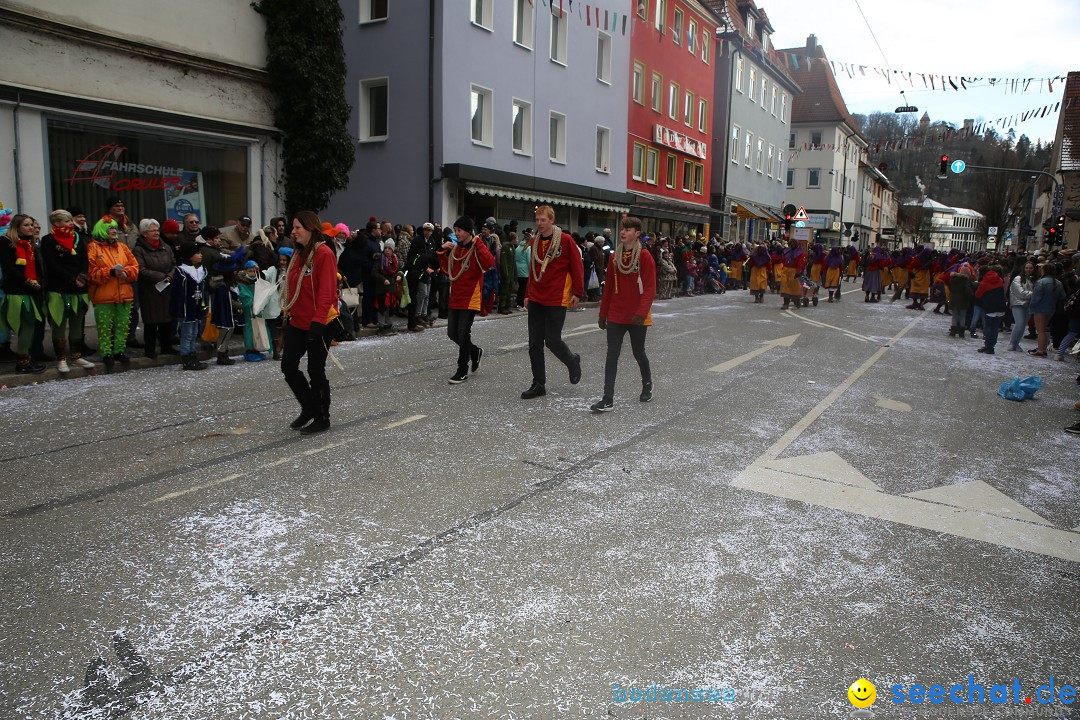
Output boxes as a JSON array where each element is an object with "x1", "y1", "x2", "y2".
[{"x1": 253, "y1": 0, "x2": 354, "y2": 215}]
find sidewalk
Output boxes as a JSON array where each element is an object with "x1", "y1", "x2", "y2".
[{"x1": 0, "y1": 302, "x2": 601, "y2": 390}]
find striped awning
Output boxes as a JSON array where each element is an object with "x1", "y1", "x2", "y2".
[{"x1": 465, "y1": 182, "x2": 629, "y2": 213}]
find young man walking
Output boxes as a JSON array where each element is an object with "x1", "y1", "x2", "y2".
[
  {"x1": 438, "y1": 216, "x2": 494, "y2": 385},
  {"x1": 590, "y1": 217, "x2": 655, "y2": 412},
  {"x1": 521, "y1": 205, "x2": 584, "y2": 399}
]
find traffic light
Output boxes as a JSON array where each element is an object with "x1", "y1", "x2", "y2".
[
  {"x1": 1047, "y1": 226, "x2": 1059, "y2": 244},
  {"x1": 1055, "y1": 214, "x2": 1066, "y2": 238},
  {"x1": 940, "y1": 154, "x2": 949, "y2": 174},
  {"x1": 784, "y1": 211, "x2": 793, "y2": 231}
]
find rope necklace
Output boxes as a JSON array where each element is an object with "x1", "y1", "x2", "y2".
[
  {"x1": 280, "y1": 240, "x2": 323, "y2": 313},
  {"x1": 613, "y1": 241, "x2": 644, "y2": 294},
  {"x1": 530, "y1": 225, "x2": 563, "y2": 282},
  {"x1": 446, "y1": 242, "x2": 478, "y2": 283}
]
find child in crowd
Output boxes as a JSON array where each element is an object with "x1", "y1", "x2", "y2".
[
  {"x1": 372, "y1": 239, "x2": 400, "y2": 335},
  {"x1": 210, "y1": 248, "x2": 245, "y2": 365},
  {"x1": 170, "y1": 242, "x2": 208, "y2": 370},
  {"x1": 237, "y1": 260, "x2": 268, "y2": 362}
]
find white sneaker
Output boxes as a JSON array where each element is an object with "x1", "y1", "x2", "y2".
[
  {"x1": 72, "y1": 357, "x2": 95, "y2": 369},
  {"x1": 57, "y1": 358, "x2": 70, "y2": 373}
]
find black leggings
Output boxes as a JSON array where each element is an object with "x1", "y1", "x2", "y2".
[
  {"x1": 603, "y1": 323, "x2": 650, "y2": 400},
  {"x1": 447, "y1": 309, "x2": 477, "y2": 373},
  {"x1": 281, "y1": 322, "x2": 333, "y2": 404},
  {"x1": 528, "y1": 302, "x2": 575, "y2": 385}
]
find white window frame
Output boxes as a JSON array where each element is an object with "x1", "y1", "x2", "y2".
[
  {"x1": 358, "y1": 0, "x2": 388, "y2": 24},
  {"x1": 632, "y1": 142, "x2": 646, "y2": 181},
  {"x1": 808, "y1": 168, "x2": 821, "y2": 188},
  {"x1": 470, "y1": 0, "x2": 494, "y2": 31},
  {"x1": 730, "y1": 125, "x2": 740, "y2": 164},
  {"x1": 512, "y1": 98, "x2": 533, "y2": 156},
  {"x1": 760, "y1": 78, "x2": 768, "y2": 109},
  {"x1": 632, "y1": 62, "x2": 645, "y2": 105},
  {"x1": 668, "y1": 81, "x2": 679, "y2": 120},
  {"x1": 693, "y1": 163, "x2": 704, "y2": 195},
  {"x1": 650, "y1": 72, "x2": 662, "y2": 113},
  {"x1": 749, "y1": 67, "x2": 757, "y2": 102},
  {"x1": 513, "y1": 0, "x2": 535, "y2": 49},
  {"x1": 756, "y1": 137, "x2": 764, "y2": 173},
  {"x1": 596, "y1": 31, "x2": 612, "y2": 84},
  {"x1": 682, "y1": 159, "x2": 693, "y2": 192},
  {"x1": 702, "y1": 30, "x2": 710, "y2": 63},
  {"x1": 683, "y1": 90, "x2": 693, "y2": 127},
  {"x1": 735, "y1": 56, "x2": 744, "y2": 93},
  {"x1": 672, "y1": 8, "x2": 683, "y2": 45},
  {"x1": 637, "y1": 0, "x2": 648, "y2": 20},
  {"x1": 811, "y1": 130, "x2": 822, "y2": 147},
  {"x1": 781, "y1": 92, "x2": 788, "y2": 123},
  {"x1": 550, "y1": 11, "x2": 568, "y2": 65},
  {"x1": 665, "y1": 154, "x2": 676, "y2": 188},
  {"x1": 697, "y1": 98, "x2": 707, "y2": 132},
  {"x1": 786, "y1": 168, "x2": 794, "y2": 188},
  {"x1": 744, "y1": 131, "x2": 753, "y2": 168},
  {"x1": 358, "y1": 76, "x2": 389, "y2": 142},
  {"x1": 470, "y1": 84, "x2": 494, "y2": 147},
  {"x1": 767, "y1": 144, "x2": 774, "y2": 178},
  {"x1": 771, "y1": 85, "x2": 778, "y2": 116},
  {"x1": 646, "y1": 148, "x2": 659, "y2": 185},
  {"x1": 789, "y1": 131, "x2": 796, "y2": 149},
  {"x1": 746, "y1": 15, "x2": 754, "y2": 38},
  {"x1": 687, "y1": 19, "x2": 698, "y2": 54},
  {"x1": 595, "y1": 125, "x2": 610, "y2": 173},
  {"x1": 549, "y1": 110, "x2": 567, "y2": 164},
  {"x1": 777, "y1": 152, "x2": 784, "y2": 184}
]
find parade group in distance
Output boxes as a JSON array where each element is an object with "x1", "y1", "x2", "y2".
[{"x1": 2, "y1": 199, "x2": 1079, "y2": 433}]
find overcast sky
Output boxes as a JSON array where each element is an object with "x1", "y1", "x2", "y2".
[{"x1": 764, "y1": 0, "x2": 1078, "y2": 145}]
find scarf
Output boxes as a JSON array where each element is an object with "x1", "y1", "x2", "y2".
[
  {"x1": 613, "y1": 241, "x2": 644, "y2": 294},
  {"x1": 825, "y1": 249, "x2": 845, "y2": 269},
  {"x1": 15, "y1": 237, "x2": 37, "y2": 283},
  {"x1": 143, "y1": 234, "x2": 161, "y2": 250},
  {"x1": 52, "y1": 226, "x2": 77, "y2": 254},
  {"x1": 530, "y1": 226, "x2": 564, "y2": 282},
  {"x1": 380, "y1": 251, "x2": 398, "y2": 276}
]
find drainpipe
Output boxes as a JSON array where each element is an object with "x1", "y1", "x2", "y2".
[
  {"x1": 12, "y1": 97, "x2": 24, "y2": 212},
  {"x1": 427, "y1": 0, "x2": 436, "y2": 222}
]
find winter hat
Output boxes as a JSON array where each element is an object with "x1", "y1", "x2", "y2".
[
  {"x1": 453, "y1": 215, "x2": 474, "y2": 234},
  {"x1": 321, "y1": 221, "x2": 338, "y2": 238},
  {"x1": 244, "y1": 260, "x2": 259, "y2": 269},
  {"x1": 383, "y1": 238, "x2": 396, "y2": 251},
  {"x1": 484, "y1": 217, "x2": 498, "y2": 228},
  {"x1": 104, "y1": 196, "x2": 123, "y2": 210},
  {"x1": 277, "y1": 246, "x2": 294, "y2": 258},
  {"x1": 335, "y1": 222, "x2": 351, "y2": 237},
  {"x1": 214, "y1": 246, "x2": 247, "y2": 274},
  {"x1": 66, "y1": 206, "x2": 86, "y2": 218},
  {"x1": 422, "y1": 222, "x2": 435, "y2": 231},
  {"x1": 179, "y1": 242, "x2": 201, "y2": 264},
  {"x1": 161, "y1": 219, "x2": 181, "y2": 234}
]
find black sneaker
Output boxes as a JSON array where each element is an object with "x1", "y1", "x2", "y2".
[
  {"x1": 1066, "y1": 421, "x2": 1080, "y2": 435},
  {"x1": 640, "y1": 382, "x2": 653, "y2": 403},
  {"x1": 521, "y1": 383, "x2": 546, "y2": 399},
  {"x1": 471, "y1": 346, "x2": 483, "y2": 373},
  {"x1": 569, "y1": 353, "x2": 582, "y2": 384},
  {"x1": 15, "y1": 361, "x2": 46, "y2": 374},
  {"x1": 590, "y1": 398, "x2": 614, "y2": 413},
  {"x1": 977, "y1": 347, "x2": 994, "y2": 354},
  {"x1": 448, "y1": 370, "x2": 468, "y2": 385},
  {"x1": 114, "y1": 353, "x2": 131, "y2": 364}
]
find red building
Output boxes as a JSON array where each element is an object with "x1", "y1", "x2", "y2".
[{"x1": 627, "y1": 0, "x2": 722, "y2": 238}]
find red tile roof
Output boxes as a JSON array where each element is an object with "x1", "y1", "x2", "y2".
[
  {"x1": 702, "y1": 0, "x2": 798, "y2": 90},
  {"x1": 1060, "y1": 71, "x2": 1080, "y2": 172},
  {"x1": 775, "y1": 39, "x2": 866, "y2": 141}
]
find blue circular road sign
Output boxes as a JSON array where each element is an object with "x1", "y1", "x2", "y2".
[
  {"x1": 950, "y1": 159, "x2": 966, "y2": 174},
  {"x1": 795, "y1": 221, "x2": 806, "y2": 228}
]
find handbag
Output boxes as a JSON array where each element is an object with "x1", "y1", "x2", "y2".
[
  {"x1": 340, "y1": 284, "x2": 361, "y2": 309},
  {"x1": 251, "y1": 317, "x2": 270, "y2": 352}
]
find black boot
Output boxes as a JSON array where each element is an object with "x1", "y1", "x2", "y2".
[
  {"x1": 521, "y1": 383, "x2": 546, "y2": 399},
  {"x1": 640, "y1": 381, "x2": 653, "y2": 403},
  {"x1": 300, "y1": 383, "x2": 331, "y2": 434},
  {"x1": 285, "y1": 375, "x2": 316, "y2": 429}
]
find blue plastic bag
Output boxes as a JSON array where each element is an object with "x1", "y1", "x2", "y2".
[{"x1": 997, "y1": 375, "x2": 1043, "y2": 401}]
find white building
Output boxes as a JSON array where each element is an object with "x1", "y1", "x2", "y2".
[
  {"x1": 0, "y1": 0, "x2": 282, "y2": 227},
  {"x1": 900, "y1": 198, "x2": 986, "y2": 252}
]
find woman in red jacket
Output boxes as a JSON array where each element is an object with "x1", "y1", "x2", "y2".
[
  {"x1": 280, "y1": 211, "x2": 339, "y2": 434},
  {"x1": 591, "y1": 216, "x2": 656, "y2": 412}
]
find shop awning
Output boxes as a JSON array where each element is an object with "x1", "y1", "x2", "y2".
[
  {"x1": 466, "y1": 182, "x2": 629, "y2": 213},
  {"x1": 734, "y1": 202, "x2": 781, "y2": 222},
  {"x1": 629, "y1": 190, "x2": 714, "y2": 221}
]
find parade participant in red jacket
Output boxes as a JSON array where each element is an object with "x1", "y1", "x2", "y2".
[
  {"x1": 521, "y1": 204, "x2": 584, "y2": 399},
  {"x1": 591, "y1": 216, "x2": 656, "y2": 412},
  {"x1": 437, "y1": 215, "x2": 495, "y2": 385},
  {"x1": 280, "y1": 210, "x2": 339, "y2": 434}
]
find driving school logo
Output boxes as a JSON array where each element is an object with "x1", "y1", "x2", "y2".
[{"x1": 65, "y1": 144, "x2": 188, "y2": 192}]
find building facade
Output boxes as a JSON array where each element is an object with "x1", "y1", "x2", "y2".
[
  {"x1": 777, "y1": 35, "x2": 868, "y2": 246},
  {"x1": 0, "y1": 0, "x2": 282, "y2": 228},
  {"x1": 328, "y1": 0, "x2": 632, "y2": 232},
  {"x1": 625, "y1": 0, "x2": 720, "y2": 238},
  {"x1": 899, "y1": 198, "x2": 986, "y2": 252},
  {"x1": 707, "y1": 0, "x2": 799, "y2": 244}
]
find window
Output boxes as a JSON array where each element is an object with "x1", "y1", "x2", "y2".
[
  {"x1": 549, "y1": 111, "x2": 566, "y2": 163},
  {"x1": 736, "y1": 56, "x2": 744, "y2": 93},
  {"x1": 637, "y1": 0, "x2": 648, "y2": 19},
  {"x1": 672, "y1": 8, "x2": 683, "y2": 44},
  {"x1": 632, "y1": 62, "x2": 645, "y2": 104},
  {"x1": 655, "y1": 0, "x2": 668, "y2": 30},
  {"x1": 746, "y1": 15, "x2": 754, "y2": 38},
  {"x1": 761, "y1": 78, "x2": 768, "y2": 109},
  {"x1": 808, "y1": 168, "x2": 821, "y2": 188},
  {"x1": 683, "y1": 90, "x2": 693, "y2": 126},
  {"x1": 668, "y1": 82, "x2": 679, "y2": 120},
  {"x1": 811, "y1": 130, "x2": 822, "y2": 147},
  {"x1": 595, "y1": 125, "x2": 610, "y2": 172},
  {"x1": 512, "y1": 99, "x2": 532, "y2": 155},
  {"x1": 646, "y1": 148, "x2": 659, "y2": 185},
  {"x1": 632, "y1": 142, "x2": 646, "y2": 181},
  {"x1": 358, "y1": 77, "x2": 389, "y2": 141},
  {"x1": 786, "y1": 169, "x2": 794, "y2": 188},
  {"x1": 688, "y1": 19, "x2": 698, "y2": 53},
  {"x1": 697, "y1": 98, "x2": 707, "y2": 132},
  {"x1": 730, "y1": 125, "x2": 740, "y2": 163},
  {"x1": 777, "y1": 152, "x2": 783, "y2": 183},
  {"x1": 749, "y1": 68, "x2": 757, "y2": 102},
  {"x1": 693, "y1": 163, "x2": 704, "y2": 194},
  {"x1": 682, "y1": 159, "x2": 693, "y2": 191},
  {"x1": 761, "y1": 29, "x2": 768, "y2": 47},
  {"x1": 596, "y1": 31, "x2": 612, "y2": 83},
  {"x1": 650, "y1": 72, "x2": 662, "y2": 112},
  {"x1": 665, "y1": 154, "x2": 676, "y2": 188},
  {"x1": 756, "y1": 137, "x2": 764, "y2": 172},
  {"x1": 781, "y1": 93, "x2": 788, "y2": 123},
  {"x1": 744, "y1": 131, "x2": 753, "y2": 167},
  {"x1": 359, "y1": 0, "x2": 388, "y2": 23},
  {"x1": 550, "y1": 11, "x2": 567, "y2": 64},
  {"x1": 702, "y1": 30, "x2": 710, "y2": 63},
  {"x1": 513, "y1": 0, "x2": 534, "y2": 48},
  {"x1": 771, "y1": 86, "x2": 778, "y2": 115},
  {"x1": 471, "y1": 0, "x2": 493, "y2": 30},
  {"x1": 789, "y1": 131, "x2": 795, "y2": 149},
  {"x1": 767, "y1": 144, "x2": 774, "y2": 177},
  {"x1": 470, "y1": 85, "x2": 493, "y2": 146}
]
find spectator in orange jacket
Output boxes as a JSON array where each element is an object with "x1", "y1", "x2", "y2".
[{"x1": 87, "y1": 217, "x2": 139, "y2": 372}]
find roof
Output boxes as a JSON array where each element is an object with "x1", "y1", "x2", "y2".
[
  {"x1": 903, "y1": 197, "x2": 956, "y2": 214},
  {"x1": 1060, "y1": 71, "x2": 1080, "y2": 172},
  {"x1": 775, "y1": 38, "x2": 866, "y2": 141},
  {"x1": 702, "y1": 0, "x2": 799, "y2": 91},
  {"x1": 953, "y1": 207, "x2": 985, "y2": 219}
]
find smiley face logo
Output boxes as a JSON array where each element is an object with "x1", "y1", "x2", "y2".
[{"x1": 848, "y1": 678, "x2": 876, "y2": 708}]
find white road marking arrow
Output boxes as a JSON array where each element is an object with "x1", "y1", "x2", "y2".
[{"x1": 707, "y1": 334, "x2": 799, "y2": 373}]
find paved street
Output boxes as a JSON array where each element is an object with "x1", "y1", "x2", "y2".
[{"x1": 2, "y1": 286, "x2": 1078, "y2": 720}]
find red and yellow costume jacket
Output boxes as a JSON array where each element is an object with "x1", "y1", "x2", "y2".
[
  {"x1": 524, "y1": 228, "x2": 584, "y2": 307},
  {"x1": 599, "y1": 246, "x2": 656, "y2": 326},
  {"x1": 438, "y1": 239, "x2": 495, "y2": 311}
]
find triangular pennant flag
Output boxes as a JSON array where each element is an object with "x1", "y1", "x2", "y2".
[
  {"x1": 622, "y1": 14, "x2": 627, "y2": 35},
  {"x1": 949, "y1": 77, "x2": 958, "y2": 90},
  {"x1": 791, "y1": 54, "x2": 799, "y2": 70},
  {"x1": 586, "y1": 3, "x2": 590, "y2": 25}
]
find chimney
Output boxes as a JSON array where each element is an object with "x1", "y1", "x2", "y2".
[{"x1": 806, "y1": 34, "x2": 818, "y2": 53}]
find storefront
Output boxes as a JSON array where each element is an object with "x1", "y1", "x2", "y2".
[
  {"x1": 628, "y1": 190, "x2": 711, "y2": 241},
  {"x1": 462, "y1": 181, "x2": 629, "y2": 236}
]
